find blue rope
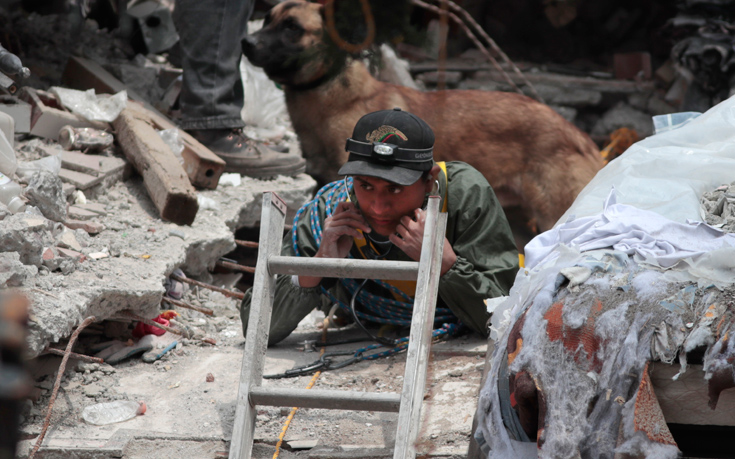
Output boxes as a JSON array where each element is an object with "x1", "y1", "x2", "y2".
[{"x1": 291, "y1": 179, "x2": 459, "y2": 334}]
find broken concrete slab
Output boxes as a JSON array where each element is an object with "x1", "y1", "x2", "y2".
[
  {"x1": 63, "y1": 219, "x2": 105, "y2": 234},
  {"x1": 0, "y1": 213, "x2": 56, "y2": 266},
  {"x1": 67, "y1": 206, "x2": 99, "y2": 220},
  {"x1": 24, "y1": 170, "x2": 67, "y2": 222},
  {"x1": 0, "y1": 251, "x2": 36, "y2": 287},
  {"x1": 57, "y1": 168, "x2": 106, "y2": 190},
  {"x1": 9, "y1": 171, "x2": 315, "y2": 359}
]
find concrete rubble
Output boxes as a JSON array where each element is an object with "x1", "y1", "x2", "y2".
[{"x1": 1, "y1": 137, "x2": 316, "y2": 358}]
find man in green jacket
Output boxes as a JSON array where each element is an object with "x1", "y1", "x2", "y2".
[{"x1": 240, "y1": 108, "x2": 519, "y2": 345}]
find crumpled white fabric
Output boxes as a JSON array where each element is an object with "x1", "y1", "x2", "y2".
[{"x1": 525, "y1": 188, "x2": 735, "y2": 271}]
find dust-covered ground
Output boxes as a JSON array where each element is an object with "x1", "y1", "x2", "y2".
[{"x1": 17, "y1": 282, "x2": 488, "y2": 458}]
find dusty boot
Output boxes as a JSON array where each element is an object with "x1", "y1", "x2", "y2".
[{"x1": 189, "y1": 128, "x2": 306, "y2": 178}]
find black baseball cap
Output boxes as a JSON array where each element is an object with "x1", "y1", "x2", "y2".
[{"x1": 338, "y1": 108, "x2": 435, "y2": 186}]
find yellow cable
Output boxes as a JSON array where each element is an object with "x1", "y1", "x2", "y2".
[{"x1": 272, "y1": 319, "x2": 329, "y2": 458}]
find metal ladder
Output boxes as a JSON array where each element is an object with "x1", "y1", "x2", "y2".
[{"x1": 228, "y1": 192, "x2": 448, "y2": 459}]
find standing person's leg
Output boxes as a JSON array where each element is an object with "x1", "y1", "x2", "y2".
[{"x1": 173, "y1": 0, "x2": 305, "y2": 177}]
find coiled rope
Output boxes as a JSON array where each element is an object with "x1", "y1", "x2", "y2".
[{"x1": 291, "y1": 179, "x2": 459, "y2": 336}]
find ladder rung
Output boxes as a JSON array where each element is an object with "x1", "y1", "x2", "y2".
[
  {"x1": 249, "y1": 387, "x2": 401, "y2": 412},
  {"x1": 268, "y1": 256, "x2": 419, "y2": 280}
]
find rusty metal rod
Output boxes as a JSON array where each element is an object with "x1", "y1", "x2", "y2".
[
  {"x1": 169, "y1": 273, "x2": 245, "y2": 300},
  {"x1": 30, "y1": 316, "x2": 96, "y2": 459},
  {"x1": 161, "y1": 296, "x2": 214, "y2": 316},
  {"x1": 235, "y1": 239, "x2": 258, "y2": 248},
  {"x1": 216, "y1": 259, "x2": 256, "y2": 274},
  {"x1": 43, "y1": 347, "x2": 104, "y2": 364}
]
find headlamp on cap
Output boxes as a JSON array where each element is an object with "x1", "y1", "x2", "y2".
[
  {"x1": 344, "y1": 138, "x2": 432, "y2": 165},
  {"x1": 373, "y1": 143, "x2": 394, "y2": 157}
]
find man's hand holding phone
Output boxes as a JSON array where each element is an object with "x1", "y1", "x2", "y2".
[
  {"x1": 298, "y1": 202, "x2": 371, "y2": 288},
  {"x1": 390, "y1": 208, "x2": 457, "y2": 275}
]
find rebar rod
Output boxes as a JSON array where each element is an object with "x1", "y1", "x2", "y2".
[
  {"x1": 169, "y1": 273, "x2": 245, "y2": 300},
  {"x1": 161, "y1": 296, "x2": 214, "y2": 316}
]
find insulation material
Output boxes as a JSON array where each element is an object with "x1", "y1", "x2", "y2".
[{"x1": 476, "y1": 95, "x2": 735, "y2": 458}]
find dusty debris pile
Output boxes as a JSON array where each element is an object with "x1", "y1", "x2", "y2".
[
  {"x1": 475, "y1": 93, "x2": 735, "y2": 459},
  {"x1": 701, "y1": 182, "x2": 735, "y2": 232}
]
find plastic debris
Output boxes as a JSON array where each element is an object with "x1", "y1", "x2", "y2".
[
  {"x1": 82, "y1": 400, "x2": 146, "y2": 425},
  {"x1": 50, "y1": 87, "x2": 127, "y2": 123}
]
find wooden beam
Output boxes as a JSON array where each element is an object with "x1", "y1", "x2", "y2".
[
  {"x1": 62, "y1": 56, "x2": 226, "y2": 189},
  {"x1": 131, "y1": 102, "x2": 226, "y2": 190},
  {"x1": 113, "y1": 106, "x2": 198, "y2": 225}
]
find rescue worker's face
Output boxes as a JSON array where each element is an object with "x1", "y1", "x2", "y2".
[{"x1": 352, "y1": 174, "x2": 433, "y2": 237}]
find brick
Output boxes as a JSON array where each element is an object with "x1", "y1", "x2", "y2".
[
  {"x1": 56, "y1": 247, "x2": 86, "y2": 262},
  {"x1": 42, "y1": 247, "x2": 56, "y2": 261},
  {"x1": 64, "y1": 219, "x2": 105, "y2": 234},
  {"x1": 36, "y1": 147, "x2": 127, "y2": 182},
  {"x1": 19, "y1": 88, "x2": 110, "y2": 140}
]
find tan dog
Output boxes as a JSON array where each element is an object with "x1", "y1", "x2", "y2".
[{"x1": 242, "y1": 0, "x2": 603, "y2": 233}]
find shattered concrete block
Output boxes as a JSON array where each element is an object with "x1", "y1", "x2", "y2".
[
  {"x1": 56, "y1": 247, "x2": 86, "y2": 262},
  {"x1": 64, "y1": 219, "x2": 105, "y2": 234},
  {"x1": 41, "y1": 247, "x2": 65, "y2": 272},
  {"x1": 62, "y1": 182, "x2": 76, "y2": 200},
  {"x1": 76, "y1": 202, "x2": 107, "y2": 216},
  {"x1": 24, "y1": 170, "x2": 67, "y2": 222},
  {"x1": 56, "y1": 230, "x2": 82, "y2": 252},
  {"x1": 0, "y1": 214, "x2": 53, "y2": 266},
  {"x1": 57, "y1": 168, "x2": 104, "y2": 190},
  {"x1": 67, "y1": 206, "x2": 98, "y2": 221},
  {"x1": 45, "y1": 150, "x2": 126, "y2": 179},
  {"x1": 0, "y1": 252, "x2": 37, "y2": 287}
]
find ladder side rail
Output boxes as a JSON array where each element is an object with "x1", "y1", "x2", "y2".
[
  {"x1": 394, "y1": 197, "x2": 448, "y2": 459},
  {"x1": 229, "y1": 192, "x2": 287, "y2": 459},
  {"x1": 268, "y1": 256, "x2": 419, "y2": 280}
]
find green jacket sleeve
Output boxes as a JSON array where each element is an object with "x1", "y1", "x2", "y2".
[{"x1": 437, "y1": 162, "x2": 519, "y2": 336}]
